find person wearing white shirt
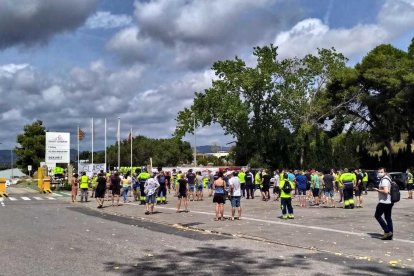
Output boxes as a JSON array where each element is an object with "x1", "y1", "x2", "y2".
[{"x1": 229, "y1": 172, "x2": 242, "y2": 220}]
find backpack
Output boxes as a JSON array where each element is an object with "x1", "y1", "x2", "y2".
[
  {"x1": 282, "y1": 180, "x2": 292, "y2": 194},
  {"x1": 386, "y1": 177, "x2": 400, "y2": 203}
]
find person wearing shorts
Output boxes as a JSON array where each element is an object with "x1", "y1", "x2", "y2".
[
  {"x1": 186, "y1": 169, "x2": 196, "y2": 201},
  {"x1": 176, "y1": 177, "x2": 189, "y2": 213},
  {"x1": 195, "y1": 171, "x2": 204, "y2": 201},
  {"x1": 323, "y1": 170, "x2": 335, "y2": 207},
  {"x1": 295, "y1": 171, "x2": 308, "y2": 207},
  {"x1": 229, "y1": 172, "x2": 242, "y2": 220},
  {"x1": 144, "y1": 177, "x2": 160, "y2": 215},
  {"x1": 110, "y1": 172, "x2": 121, "y2": 206},
  {"x1": 213, "y1": 171, "x2": 226, "y2": 220}
]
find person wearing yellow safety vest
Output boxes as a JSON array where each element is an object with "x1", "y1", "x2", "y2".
[
  {"x1": 362, "y1": 170, "x2": 369, "y2": 195},
  {"x1": 91, "y1": 173, "x2": 98, "y2": 198},
  {"x1": 156, "y1": 171, "x2": 168, "y2": 204},
  {"x1": 407, "y1": 169, "x2": 413, "y2": 199},
  {"x1": 279, "y1": 176, "x2": 295, "y2": 219},
  {"x1": 80, "y1": 172, "x2": 90, "y2": 203},
  {"x1": 138, "y1": 168, "x2": 151, "y2": 205},
  {"x1": 255, "y1": 170, "x2": 262, "y2": 195},
  {"x1": 335, "y1": 170, "x2": 343, "y2": 203},
  {"x1": 238, "y1": 170, "x2": 246, "y2": 198},
  {"x1": 339, "y1": 168, "x2": 356, "y2": 209}
]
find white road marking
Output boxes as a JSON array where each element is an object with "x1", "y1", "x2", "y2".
[
  {"x1": 33, "y1": 197, "x2": 44, "y2": 200},
  {"x1": 0, "y1": 198, "x2": 4, "y2": 207},
  {"x1": 21, "y1": 197, "x2": 31, "y2": 201},
  {"x1": 126, "y1": 203, "x2": 414, "y2": 245},
  {"x1": 52, "y1": 193, "x2": 63, "y2": 197},
  {"x1": 8, "y1": 197, "x2": 17, "y2": 201},
  {"x1": 46, "y1": 197, "x2": 56, "y2": 200}
]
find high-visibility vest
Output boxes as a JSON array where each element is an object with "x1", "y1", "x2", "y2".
[
  {"x1": 80, "y1": 175, "x2": 89, "y2": 189},
  {"x1": 92, "y1": 176, "x2": 98, "y2": 187},
  {"x1": 255, "y1": 173, "x2": 261, "y2": 185},
  {"x1": 238, "y1": 172, "x2": 245, "y2": 184},
  {"x1": 138, "y1": 172, "x2": 151, "y2": 184},
  {"x1": 339, "y1": 173, "x2": 355, "y2": 187},
  {"x1": 408, "y1": 172, "x2": 413, "y2": 184}
]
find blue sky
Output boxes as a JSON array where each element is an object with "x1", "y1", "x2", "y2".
[{"x1": 1, "y1": 0, "x2": 414, "y2": 152}]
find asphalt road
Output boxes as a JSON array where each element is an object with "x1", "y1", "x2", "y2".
[{"x1": 1, "y1": 186, "x2": 414, "y2": 275}]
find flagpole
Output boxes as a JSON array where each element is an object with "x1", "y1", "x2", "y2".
[
  {"x1": 130, "y1": 128, "x2": 133, "y2": 174},
  {"x1": 117, "y1": 117, "x2": 120, "y2": 170},
  {"x1": 104, "y1": 118, "x2": 107, "y2": 172},
  {"x1": 77, "y1": 126, "x2": 80, "y2": 175},
  {"x1": 91, "y1": 117, "x2": 94, "y2": 170}
]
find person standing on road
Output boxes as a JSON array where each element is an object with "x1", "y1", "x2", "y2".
[
  {"x1": 272, "y1": 170, "x2": 280, "y2": 201},
  {"x1": 186, "y1": 169, "x2": 196, "y2": 201},
  {"x1": 373, "y1": 167, "x2": 394, "y2": 240},
  {"x1": 362, "y1": 170, "x2": 368, "y2": 195},
  {"x1": 138, "y1": 168, "x2": 151, "y2": 205},
  {"x1": 213, "y1": 171, "x2": 226, "y2": 221},
  {"x1": 339, "y1": 168, "x2": 356, "y2": 209},
  {"x1": 121, "y1": 172, "x2": 131, "y2": 203},
  {"x1": 71, "y1": 173, "x2": 79, "y2": 203},
  {"x1": 310, "y1": 171, "x2": 320, "y2": 206},
  {"x1": 279, "y1": 177, "x2": 295, "y2": 219},
  {"x1": 144, "y1": 176, "x2": 160, "y2": 215},
  {"x1": 407, "y1": 169, "x2": 413, "y2": 199},
  {"x1": 91, "y1": 173, "x2": 98, "y2": 198},
  {"x1": 110, "y1": 172, "x2": 121, "y2": 206},
  {"x1": 95, "y1": 171, "x2": 107, "y2": 208},
  {"x1": 229, "y1": 171, "x2": 242, "y2": 220},
  {"x1": 195, "y1": 171, "x2": 204, "y2": 201},
  {"x1": 176, "y1": 175, "x2": 189, "y2": 213},
  {"x1": 323, "y1": 170, "x2": 335, "y2": 208},
  {"x1": 245, "y1": 169, "x2": 254, "y2": 199},
  {"x1": 261, "y1": 170, "x2": 271, "y2": 201},
  {"x1": 354, "y1": 169, "x2": 364, "y2": 208},
  {"x1": 238, "y1": 169, "x2": 246, "y2": 198},
  {"x1": 295, "y1": 171, "x2": 308, "y2": 207},
  {"x1": 156, "y1": 171, "x2": 168, "y2": 204},
  {"x1": 80, "y1": 172, "x2": 89, "y2": 202}
]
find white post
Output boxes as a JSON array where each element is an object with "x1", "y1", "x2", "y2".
[
  {"x1": 117, "y1": 117, "x2": 120, "y2": 170},
  {"x1": 91, "y1": 117, "x2": 94, "y2": 169},
  {"x1": 194, "y1": 115, "x2": 197, "y2": 166},
  {"x1": 77, "y1": 126, "x2": 80, "y2": 175},
  {"x1": 130, "y1": 128, "x2": 133, "y2": 175},
  {"x1": 104, "y1": 118, "x2": 107, "y2": 172}
]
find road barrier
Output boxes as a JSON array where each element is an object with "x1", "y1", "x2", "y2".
[
  {"x1": 43, "y1": 177, "x2": 52, "y2": 193},
  {"x1": 37, "y1": 167, "x2": 52, "y2": 194},
  {"x1": 0, "y1": 177, "x2": 8, "y2": 197}
]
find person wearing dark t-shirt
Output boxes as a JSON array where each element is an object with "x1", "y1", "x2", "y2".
[
  {"x1": 354, "y1": 169, "x2": 364, "y2": 208},
  {"x1": 323, "y1": 171, "x2": 335, "y2": 208},
  {"x1": 261, "y1": 171, "x2": 271, "y2": 201},
  {"x1": 176, "y1": 178, "x2": 189, "y2": 213},
  {"x1": 186, "y1": 169, "x2": 196, "y2": 201}
]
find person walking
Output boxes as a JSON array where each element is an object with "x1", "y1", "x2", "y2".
[
  {"x1": 95, "y1": 171, "x2": 107, "y2": 208},
  {"x1": 213, "y1": 171, "x2": 226, "y2": 221},
  {"x1": 79, "y1": 172, "x2": 89, "y2": 202},
  {"x1": 373, "y1": 167, "x2": 394, "y2": 240},
  {"x1": 71, "y1": 173, "x2": 79, "y2": 203},
  {"x1": 407, "y1": 169, "x2": 413, "y2": 199}
]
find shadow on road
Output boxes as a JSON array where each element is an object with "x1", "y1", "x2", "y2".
[{"x1": 102, "y1": 246, "x2": 414, "y2": 275}]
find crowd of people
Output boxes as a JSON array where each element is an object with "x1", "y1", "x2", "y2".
[{"x1": 70, "y1": 166, "x2": 413, "y2": 240}]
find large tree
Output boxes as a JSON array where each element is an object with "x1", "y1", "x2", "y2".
[
  {"x1": 175, "y1": 45, "x2": 348, "y2": 168},
  {"x1": 327, "y1": 39, "x2": 414, "y2": 167},
  {"x1": 15, "y1": 120, "x2": 46, "y2": 174}
]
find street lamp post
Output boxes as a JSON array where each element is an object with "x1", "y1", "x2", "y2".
[{"x1": 194, "y1": 115, "x2": 197, "y2": 166}]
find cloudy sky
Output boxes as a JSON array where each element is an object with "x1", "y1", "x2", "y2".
[{"x1": 1, "y1": 0, "x2": 414, "y2": 151}]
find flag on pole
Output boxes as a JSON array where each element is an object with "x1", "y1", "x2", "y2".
[
  {"x1": 128, "y1": 130, "x2": 134, "y2": 142},
  {"x1": 78, "y1": 127, "x2": 85, "y2": 141}
]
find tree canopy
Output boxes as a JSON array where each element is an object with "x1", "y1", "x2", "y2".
[{"x1": 15, "y1": 120, "x2": 46, "y2": 174}]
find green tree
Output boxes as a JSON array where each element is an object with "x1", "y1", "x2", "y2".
[
  {"x1": 176, "y1": 45, "x2": 348, "y2": 168},
  {"x1": 327, "y1": 40, "x2": 414, "y2": 168},
  {"x1": 15, "y1": 120, "x2": 46, "y2": 174}
]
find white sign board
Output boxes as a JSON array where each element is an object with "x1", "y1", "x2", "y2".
[
  {"x1": 28, "y1": 165, "x2": 32, "y2": 171},
  {"x1": 45, "y1": 132, "x2": 70, "y2": 163},
  {"x1": 79, "y1": 163, "x2": 106, "y2": 177}
]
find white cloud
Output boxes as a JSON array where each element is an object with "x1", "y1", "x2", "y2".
[
  {"x1": 85, "y1": 11, "x2": 133, "y2": 29},
  {"x1": 274, "y1": 0, "x2": 414, "y2": 59}
]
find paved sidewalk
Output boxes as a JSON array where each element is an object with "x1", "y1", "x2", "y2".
[{"x1": 67, "y1": 189, "x2": 414, "y2": 269}]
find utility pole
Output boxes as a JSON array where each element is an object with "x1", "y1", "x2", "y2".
[{"x1": 193, "y1": 114, "x2": 197, "y2": 166}]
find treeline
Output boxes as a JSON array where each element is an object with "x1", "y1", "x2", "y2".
[{"x1": 176, "y1": 38, "x2": 414, "y2": 171}]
